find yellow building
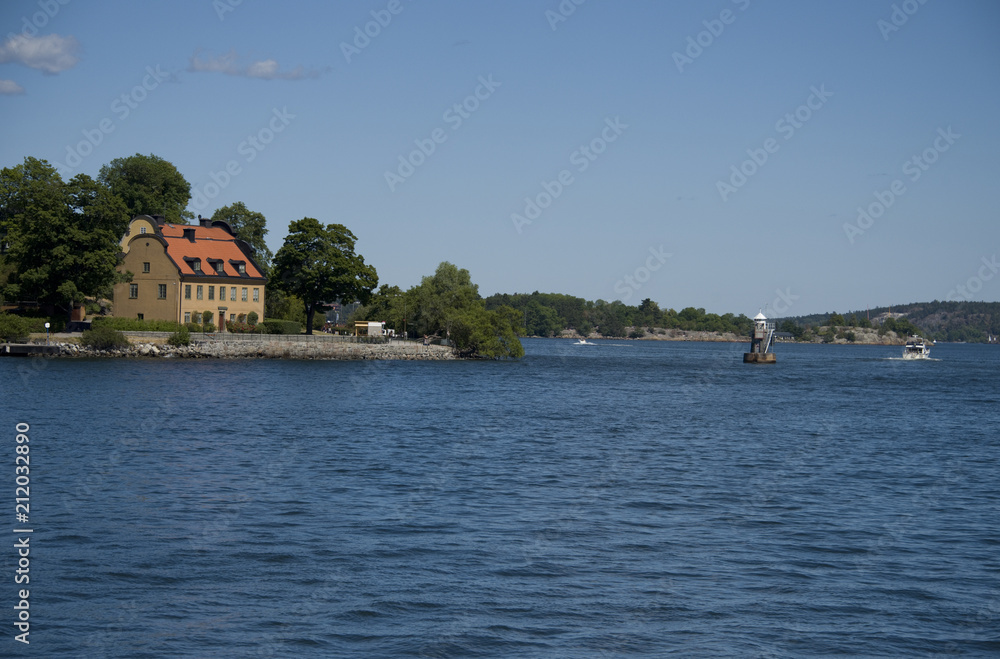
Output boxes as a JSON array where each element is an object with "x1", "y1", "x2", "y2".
[{"x1": 114, "y1": 215, "x2": 266, "y2": 327}]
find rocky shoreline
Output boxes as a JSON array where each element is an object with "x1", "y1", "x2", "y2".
[{"x1": 45, "y1": 340, "x2": 457, "y2": 360}]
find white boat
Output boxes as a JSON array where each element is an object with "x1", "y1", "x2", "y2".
[
  {"x1": 573, "y1": 339, "x2": 596, "y2": 345},
  {"x1": 902, "y1": 335, "x2": 931, "y2": 359}
]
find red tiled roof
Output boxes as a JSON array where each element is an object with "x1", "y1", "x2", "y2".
[{"x1": 159, "y1": 224, "x2": 265, "y2": 279}]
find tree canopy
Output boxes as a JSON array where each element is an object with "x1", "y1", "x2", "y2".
[
  {"x1": 271, "y1": 218, "x2": 378, "y2": 334},
  {"x1": 98, "y1": 153, "x2": 192, "y2": 224},
  {"x1": 358, "y1": 262, "x2": 524, "y2": 359},
  {"x1": 1, "y1": 157, "x2": 130, "y2": 315},
  {"x1": 210, "y1": 201, "x2": 273, "y2": 275}
]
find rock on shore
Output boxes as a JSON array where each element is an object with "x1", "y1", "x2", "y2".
[{"x1": 50, "y1": 340, "x2": 457, "y2": 360}]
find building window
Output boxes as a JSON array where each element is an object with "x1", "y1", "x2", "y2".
[
  {"x1": 137, "y1": 313, "x2": 144, "y2": 320},
  {"x1": 129, "y1": 284, "x2": 138, "y2": 299},
  {"x1": 140, "y1": 227, "x2": 146, "y2": 234},
  {"x1": 242, "y1": 287, "x2": 248, "y2": 301},
  {"x1": 208, "y1": 286, "x2": 215, "y2": 300},
  {"x1": 196, "y1": 285, "x2": 203, "y2": 300},
  {"x1": 185, "y1": 285, "x2": 191, "y2": 300},
  {"x1": 230, "y1": 313, "x2": 235, "y2": 322},
  {"x1": 216, "y1": 262, "x2": 224, "y2": 274},
  {"x1": 158, "y1": 284, "x2": 166, "y2": 299},
  {"x1": 231, "y1": 287, "x2": 237, "y2": 301},
  {"x1": 238, "y1": 263, "x2": 246, "y2": 274},
  {"x1": 193, "y1": 312, "x2": 202, "y2": 324},
  {"x1": 253, "y1": 288, "x2": 259, "y2": 302},
  {"x1": 143, "y1": 262, "x2": 150, "y2": 273},
  {"x1": 184, "y1": 312, "x2": 191, "y2": 323},
  {"x1": 192, "y1": 260, "x2": 201, "y2": 272}
]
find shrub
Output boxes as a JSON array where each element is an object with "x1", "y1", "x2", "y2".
[
  {"x1": 629, "y1": 329, "x2": 645, "y2": 339},
  {"x1": 185, "y1": 322, "x2": 201, "y2": 332},
  {"x1": 247, "y1": 311, "x2": 258, "y2": 325},
  {"x1": 260, "y1": 319, "x2": 301, "y2": 335},
  {"x1": 202, "y1": 322, "x2": 216, "y2": 333},
  {"x1": 0, "y1": 314, "x2": 32, "y2": 342},
  {"x1": 168, "y1": 326, "x2": 191, "y2": 346},
  {"x1": 202, "y1": 311, "x2": 214, "y2": 325},
  {"x1": 237, "y1": 313, "x2": 246, "y2": 323},
  {"x1": 92, "y1": 317, "x2": 184, "y2": 332},
  {"x1": 226, "y1": 321, "x2": 256, "y2": 333},
  {"x1": 846, "y1": 331, "x2": 857, "y2": 343},
  {"x1": 80, "y1": 325, "x2": 130, "y2": 351}
]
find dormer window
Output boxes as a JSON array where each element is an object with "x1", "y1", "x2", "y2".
[
  {"x1": 140, "y1": 227, "x2": 147, "y2": 234},
  {"x1": 216, "y1": 262, "x2": 224, "y2": 274},
  {"x1": 192, "y1": 260, "x2": 201, "y2": 272},
  {"x1": 238, "y1": 263, "x2": 246, "y2": 274}
]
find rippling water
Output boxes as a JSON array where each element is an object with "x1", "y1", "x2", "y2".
[{"x1": 3, "y1": 340, "x2": 999, "y2": 657}]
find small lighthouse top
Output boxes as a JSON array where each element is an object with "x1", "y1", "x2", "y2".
[{"x1": 754, "y1": 310, "x2": 767, "y2": 321}]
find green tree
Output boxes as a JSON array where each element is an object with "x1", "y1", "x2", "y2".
[
  {"x1": 409, "y1": 262, "x2": 481, "y2": 338},
  {"x1": 828, "y1": 312, "x2": 845, "y2": 326},
  {"x1": 98, "y1": 153, "x2": 192, "y2": 224},
  {"x1": 407, "y1": 262, "x2": 523, "y2": 358},
  {"x1": 1, "y1": 158, "x2": 129, "y2": 318},
  {"x1": 210, "y1": 202, "x2": 273, "y2": 275},
  {"x1": 271, "y1": 218, "x2": 378, "y2": 334}
]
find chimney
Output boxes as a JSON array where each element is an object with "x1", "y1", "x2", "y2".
[
  {"x1": 183, "y1": 227, "x2": 196, "y2": 242},
  {"x1": 199, "y1": 216, "x2": 212, "y2": 228}
]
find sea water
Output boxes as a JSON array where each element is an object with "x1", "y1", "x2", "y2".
[{"x1": 2, "y1": 339, "x2": 998, "y2": 657}]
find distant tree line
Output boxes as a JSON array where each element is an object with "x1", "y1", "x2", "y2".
[
  {"x1": 778, "y1": 301, "x2": 1000, "y2": 343},
  {"x1": 479, "y1": 292, "x2": 754, "y2": 338}
]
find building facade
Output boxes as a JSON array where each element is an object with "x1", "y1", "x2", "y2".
[{"x1": 114, "y1": 215, "x2": 266, "y2": 326}]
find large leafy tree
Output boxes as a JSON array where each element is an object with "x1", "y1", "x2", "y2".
[
  {"x1": 98, "y1": 153, "x2": 192, "y2": 224},
  {"x1": 407, "y1": 262, "x2": 523, "y2": 358},
  {"x1": 210, "y1": 201, "x2": 273, "y2": 274},
  {"x1": 1, "y1": 157, "x2": 130, "y2": 317},
  {"x1": 271, "y1": 218, "x2": 378, "y2": 334}
]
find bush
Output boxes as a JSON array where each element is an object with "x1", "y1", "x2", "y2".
[
  {"x1": 80, "y1": 325, "x2": 130, "y2": 351},
  {"x1": 226, "y1": 321, "x2": 257, "y2": 334},
  {"x1": 846, "y1": 331, "x2": 857, "y2": 343},
  {"x1": 202, "y1": 322, "x2": 216, "y2": 333},
  {"x1": 237, "y1": 313, "x2": 246, "y2": 323},
  {"x1": 93, "y1": 317, "x2": 184, "y2": 332},
  {"x1": 260, "y1": 319, "x2": 301, "y2": 335},
  {"x1": 202, "y1": 311, "x2": 214, "y2": 325},
  {"x1": 185, "y1": 322, "x2": 201, "y2": 332},
  {"x1": 168, "y1": 326, "x2": 191, "y2": 346},
  {"x1": 247, "y1": 311, "x2": 258, "y2": 325},
  {"x1": 0, "y1": 313, "x2": 32, "y2": 342}
]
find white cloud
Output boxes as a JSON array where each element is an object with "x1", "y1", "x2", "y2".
[
  {"x1": 0, "y1": 34, "x2": 79, "y2": 74},
  {"x1": 0, "y1": 78, "x2": 25, "y2": 94},
  {"x1": 189, "y1": 49, "x2": 322, "y2": 80}
]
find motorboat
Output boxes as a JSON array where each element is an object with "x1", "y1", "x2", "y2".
[
  {"x1": 902, "y1": 335, "x2": 931, "y2": 360},
  {"x1": 573, "y1": 339, "x2": 596, "y2": 345}
]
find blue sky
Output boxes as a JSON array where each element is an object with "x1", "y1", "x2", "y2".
[{"x1": 1, "y1": 0, "x2": 998, "y2": 316}]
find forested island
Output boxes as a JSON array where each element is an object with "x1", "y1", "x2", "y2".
[{"x1": 2, "y1": 153, "x2": 998, "y2": 363}]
